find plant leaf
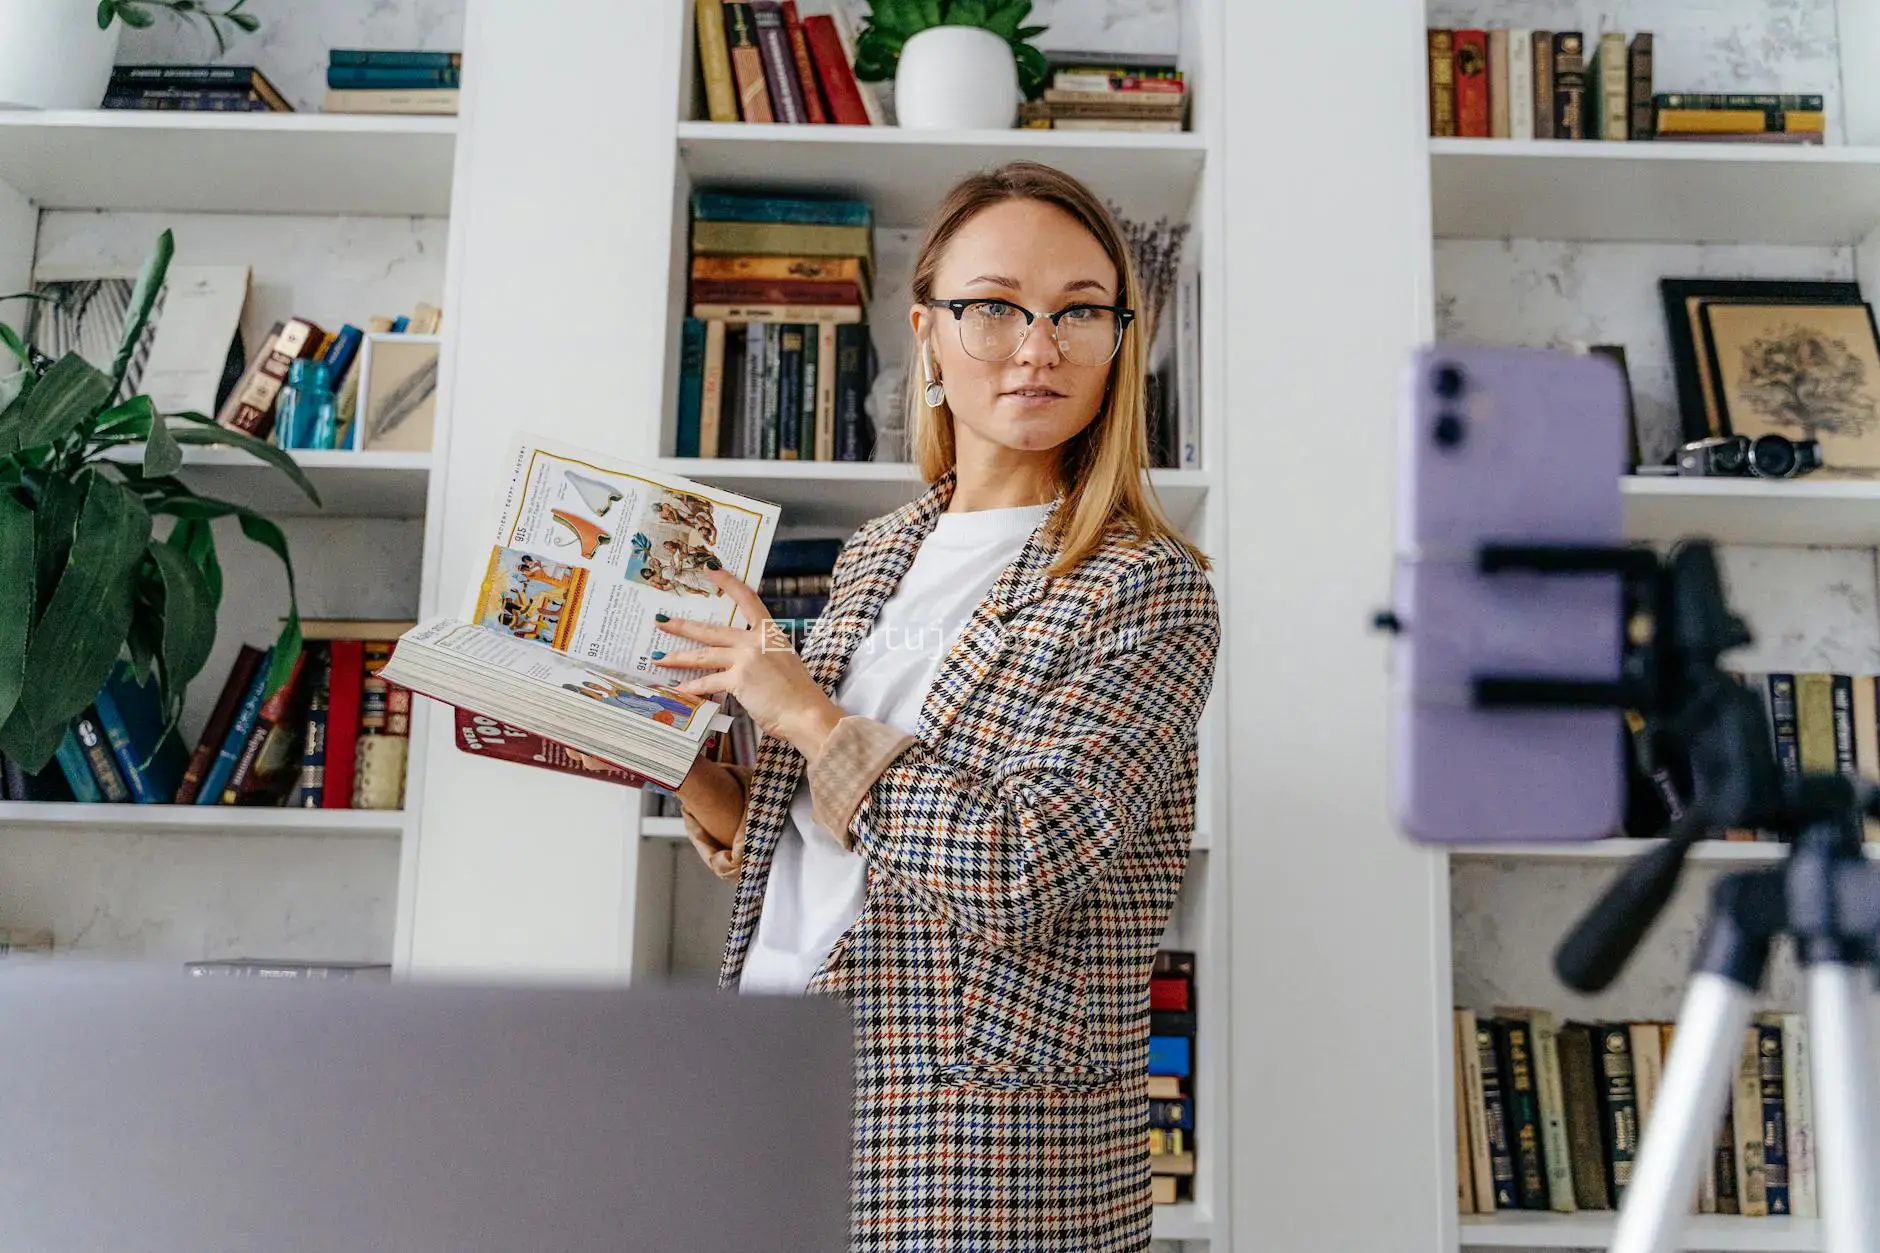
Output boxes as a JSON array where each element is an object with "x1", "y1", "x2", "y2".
[
  {"x1": 851, "y1": 29, "x2": 903, "y2": 79},
  {"x1": 6, "y1": 353, "x2": 113, "y2": 454},
  {"x1": 116, "y1": 0, "x2": 154, "y2": 21},
  {"x1": 0, "y1": 473, "x2": 151, "y2": 771},
  {"x1": 168, "y1": 414, "x2": 321, "y2": 506},
  {"x1": 949, "y1": 0, "x2": 993, "y2": 29},
  {"x1": 144, "y1": 414, "x2": 182, "y2": 477},
  {"x1": 98, "y1": 0, "x2": 115, "y2": 28},
  {"x1": 166, "y1": 515, "x2": 223, "y2": 608},
  {"x1": 228, "y1": 11, "x2": 258, "y2": 31},
  {"x1": 31, "y1": 473, "x2": 84, "y2": 620},
  {"x1": 0, "y1": 492, "x2": 33, "y2": 730},
  {"x1": 1015, "y1": 24, "x2": 1046, "y2": 38},
  {"x1": 112, "y1": 229, "x2": 173, "y2": 397},
  {"x1": 235, "y1": 512, "x2": 302, "y2": 696},
  {"x1": 0, "y1": 323, "x2": 32, "y2": 370},
  {"x1": 1013, "y1": 41, "x2": 1049, "y2": 98},
  {"x1": 94, "y1": 394, "x2": 156, "y2": 439},
  {"x1": 147, "y1": 537, "x2": 216, "y2": 698}
]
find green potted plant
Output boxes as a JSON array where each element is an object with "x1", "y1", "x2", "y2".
[
  {"x1": 0, "y1": 0, "x2": 259, "y2": 111},
  {"x1": 851, "y1": 0, "x2": 1049, "y2": 130},
  {"x1": 0, "y1": 229, "x2": 310, "y2": 775}
]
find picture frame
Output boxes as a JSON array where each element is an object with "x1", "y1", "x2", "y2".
[
  {"x1": 1701, "y1": 299, "x2": 1880, "y2": 476},
  {"x1": 354, "y1": 332, "x2": 441, "y2": 453},
  {"x1": 1658, "y1": 277, "x2": 1863, "y2": 446}
]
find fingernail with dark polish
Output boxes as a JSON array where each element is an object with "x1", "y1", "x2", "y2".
[
  {"x1": 706, "y1": 557, "x2": 722, "y2": 570},
  {"x1": 654, "y1": 613, "x2": 669, "y2": 623},
  {"x1": 650, "y1": 651, "x2": 666, "y2": 660}
]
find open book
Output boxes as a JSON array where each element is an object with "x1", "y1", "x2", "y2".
[{"x1": 379, "y1": 435, "x2": 780, "y2": 790}]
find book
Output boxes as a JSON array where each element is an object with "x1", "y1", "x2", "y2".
[{"x1": 379, "y1": 435, "x2": 781, "y2": 789}]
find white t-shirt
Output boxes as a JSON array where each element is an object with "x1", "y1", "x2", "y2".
[{"x1": 737, "y1": 501, "x2": 1052, "y2": 995}]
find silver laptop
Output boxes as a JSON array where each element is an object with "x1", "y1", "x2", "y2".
[{"x1": 0, "y1": 963, "x2": 852, "y2": 1252}]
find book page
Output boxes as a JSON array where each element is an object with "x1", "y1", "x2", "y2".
[{"x1": 465, "y1": 435, "x2": 781, "y2": 686}]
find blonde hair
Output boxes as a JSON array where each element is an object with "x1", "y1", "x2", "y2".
[{"x1": 907, "y1": 160, "x2": 1208, "y2": 576}]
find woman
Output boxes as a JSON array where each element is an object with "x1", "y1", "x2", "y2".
[{"x1": 659, "y1": 161, "x2": 1220, "y2": 1252}]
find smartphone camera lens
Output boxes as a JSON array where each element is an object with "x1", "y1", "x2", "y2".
[
  {"x1": 1432, "y1": 412, "x2": 1466, "y2": 449},
  {"x1": 1433, "y1": 364, "x2": 1465, "y2": 399}
]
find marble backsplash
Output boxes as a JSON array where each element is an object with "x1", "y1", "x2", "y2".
[
  {"x1": 114, "y1": 0, "x2": 465, "y2": 113},
  {"x1": 1426, "y1": 0, "x2": 1845, "y2": 141}
]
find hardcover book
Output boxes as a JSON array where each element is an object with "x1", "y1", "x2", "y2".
[{"x1": 381, "y1": 436, "x2": 781, "y2": 789}]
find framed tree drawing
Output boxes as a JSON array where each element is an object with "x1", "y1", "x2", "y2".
[{"x1": 1701, "y1": 300, "x2": 1880, "y2": 476}]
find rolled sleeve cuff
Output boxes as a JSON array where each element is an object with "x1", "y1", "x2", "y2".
[{"x1": 808, "y1": 715, "x2": 915, "y2": 847}]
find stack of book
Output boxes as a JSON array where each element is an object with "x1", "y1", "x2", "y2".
[
  {"x1": 1454, "y1": 1007, "x2": 1816, "y2": 1219},
  {"x1": 0, "y1": 623, "x2": 414, "y2": 812},
  {"x1": 1017, "y1": 51, "x2": 1187, "y2": 132},
  {"x1": 678, "y1": 190, "x2": 877, "y2": 461},
  {"x1": 1148, "y1": 949, "x2": 1196, "y2": 1202},
  {"x1": 100, "y1": 64, "x2": 291, "y2": 111},
  {"x1": 322, "y1": 49, "x2": 461, "y2": 115},
  {"x1": 1654, "y1": 92, "x2": 1825, "y2": 144},
  {"x1": 693, "y1": 0, "x2": 882, "y2": 125}
]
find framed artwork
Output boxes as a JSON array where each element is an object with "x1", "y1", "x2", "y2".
[
  {"x1": 355, "y1": 332, "x2": 440, "y2": 453},
  {"x1": 1658, "y1": 277, "x2": 1863, "y2": 445},
  {"x1": 1702, "y1": 300, "x2": 1880, "y2": 476}
]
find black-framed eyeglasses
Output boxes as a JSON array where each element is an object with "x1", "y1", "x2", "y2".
[{"x1": 925, "y1": 298, "x2": 1135, "y2": 368}]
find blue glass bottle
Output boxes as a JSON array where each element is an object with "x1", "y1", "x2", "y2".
[{"x1": 279, "y1": 359, "x2": 339, "y2": 451}]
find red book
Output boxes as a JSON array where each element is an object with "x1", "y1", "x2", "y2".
[
  {"x1": 779, "y1": 2, "x2": 828, "y2": 123},
  {"x1": 801, "y1": 14, "x2": 869, "y2": 125},
  {"x1": 1149, "y1": 977, "x2": 1190, "y2": 1011},
  {"x1": 453, "y1": 708, "x2": 710, "y2": 790},
  {"x1": 689, "y1": 278, "x2": 865, "y2": 306},
  {"x1": 1453, "y1": 29, "x2": 1489, "y2": 136},
  {"x1": 320, "y1": 639, "x2": 364, "y2": 809}
]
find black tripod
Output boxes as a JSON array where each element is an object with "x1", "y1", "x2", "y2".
[{"x1": 1470, "y1": 539, "x2": 1880, "y2": 1253}]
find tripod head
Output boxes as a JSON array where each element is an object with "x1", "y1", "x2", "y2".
[{"x1": 1535, "y1": 539, "x2": 1880, "y2": 991}]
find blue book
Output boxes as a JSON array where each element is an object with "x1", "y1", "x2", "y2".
[
  {"x1": 675, "y1": 317, "x2": 705, "y2": 458},
  {"x1": 1147, "y1": 1035, "x2": 1191, "y2": 1077},
  {"x1": 327, "y1": 64, "x2": 459, "y2": 89},
  {"x1": 390, "y1": 316, "x2": 411, "y2": 333},
  {"x1": 52, "y1": 728, "x2": 102, "y2": 803},
  {"x1": 90, "y1": 663, "x2": 190, "y2": 803},
  {"x1": 195, "y1": 650, "x2": 272, "y2": 805},
  {"x1": 329, "y1": 50, "x2": 462, "y2": 69},
  {"x1": 689, "y1": 191, "x2": 872, "y2": 227}
]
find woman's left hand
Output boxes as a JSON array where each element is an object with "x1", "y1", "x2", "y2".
[{"x1": 654, "y1": 569, "x2": 843, "y2": 762}]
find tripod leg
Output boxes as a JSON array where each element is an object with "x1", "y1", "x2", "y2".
[
  {"x1": 1612, "y1": 972, "x2": 1754, "y2": 1253},
  {"x1": 1806, "y1": 963, "x2": 1880, "y2": 1253}
]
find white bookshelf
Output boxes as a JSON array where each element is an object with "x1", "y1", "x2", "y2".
[
  {"x1": 0, "y1": 88, "x2": 462, "y2": 970},
  {"x1": 0, "y1": 111, "x2": 457, "y2": 216},
  {"x1": 1430, "y1": 138, "x2": 1880, "y2": 245},
  {"x1": 1422, "y1": 9, "x2": 1876, "y2": 1253}
]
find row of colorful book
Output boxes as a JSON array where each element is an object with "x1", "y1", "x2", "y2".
[
  {"x1": 1624, "y1": 671, "x2": 1880, "y2": 843},
  {"x1": 1017, "y1": 51, "x2": 1188, "y2": 132},
  {"x1": 1148, "y1": 949, "x2": 1196, "y2": 1203},
  {"x1": 678, "y1": 191, "x2": 877, "y2": 462},
  {"x1": 694, "y1": 0, "x2": 881, "y2": 125},
  {"x1": 1455, "y1": 1007, "x2": 1815, "y2": 1218},
  {"x1": 321, "y1": 47, "x2": 460, "y2": 116},
  {"x1": 1427, "y1": 29, "x2": 1825, "y2": 144},
  {"x1": 0, "y1": 622, "x2": 412, "y2": 811}
]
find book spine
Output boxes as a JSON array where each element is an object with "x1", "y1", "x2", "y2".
[
  {"x1": 801, "y1": 15, "x2": 869, "y2": 125},
  {"x1": 1477, "y1": 1021, "x2": 1517, "y2": 1207},
  {"x1": 1552, "y1": 32, "x2": 1585, "y2": 139},
  {"x1": 779, "y1": 2, "x2": 828, "y2": 123},
  {"x1": 74, "y1": 709, "x2": 131, "y2": 802},
  {"x1": 1487, "y1": 29, "x2": 1509, "y2": 138},
  {"x1": 195, "y1": 657, "x2": 271, "y2": 805},
  {"x1": 1754, "y1": 1018, "x2": 1790, "y2": 1214},
  {"x1": 53, "y1": 729, "x2": 103, "y2": 803},
  {"x1": 1628, "y1": 34, "x2": 1654, "y2": 139},
  {"x1": 1531, "y1": 29, "x2": 1554, "y2": 138},
  {"x1": 1596, "y1": 1023, "x2": 1638, "y2": 1204},
  {"x1": 815, "y1": 322, "x2": 838, "y2": 461},
  {"x1": 689, "y1": 278, "x2": 865, "y2": 306},
  {"x1": 676, "y1": 316, "x2": 706, "y2": 459},
  {"x1": 694, "y1": 0, "x2": 740, "y2": 122},
  {"x1": 1768, "y1": 674, "x2": 1801, "y2": 796},
  {"x1": 776, "y1": 324, "x2": 802, "y2": 459},
  {"x1": 1427, "y1": 29, "x2": 1455, "y2": 136},
  {"x1": 1498, "y1": 1018, "x2": 1549, "y2": 1209},
  {"x1": 751, "y1": 1, "x2": 807, "y2": 123},
  {"x1": 1832, "y1": 673, "x2": 1857, "y2": 779},
  {"x1": 698, "y1": 319, "x2": 728, "y2": 459},
  {"x1": 834, "y1": 323, "x2": 873, "y2": 462},
  {"x1": 1507, "y1": 30, "x2": 1533, "y2": 139},
  {"x1": 1528, "y1": 1013, "x2": 1578, "y2": 1212},
  {"x1": 1453, "y1": 30, "x2": 1488, "y2": 137},
  {"x1": 326, "y1": 65, "x2": 459, "y2": 89},
  {"x1": 798, "y1": 323, "x2": 818, "y2": 463},
  {"x1": 1783, "y1": 1014, "x2": 1817, "y2": 1217},
  {"x1": 90, "y1": 683, "x2": 158, "y2": 803},
  {"x1": 760, "y1": 324, "x2": 781, "y2": 459},
  {"x1": 329, "y1": 50, "x2": 462, "y2": 68},
  {"x1": 287, "y1": 645, "x2": 331, "y2": 808},
  {"x1": 722, "y1": 2, "x2": 775, "y2": 123},
  {"x1": 320, "y1": 639, "x2": 365, "y2": 809},
  {"x1": 215, "y1": 318, "x2": 323, "y2": 439}
]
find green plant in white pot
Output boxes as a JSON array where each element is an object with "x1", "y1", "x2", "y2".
[
  {"x1": 852, "y1": 0, "x2": 1049, "y2": 130},
  {"x1": 0, "y1": 0, "x2": 258, "y2": 111}
]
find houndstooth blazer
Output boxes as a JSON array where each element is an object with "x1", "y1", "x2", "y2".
[{"x1": 684, "y1": 472, "x2": 1220, "y2": 1252}]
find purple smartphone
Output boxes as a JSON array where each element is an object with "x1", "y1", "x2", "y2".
[{"x1": 1388, "y1": 344, "x2": 1629, "y2": 844}]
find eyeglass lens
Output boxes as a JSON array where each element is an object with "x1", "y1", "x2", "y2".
[{"x1": 957, "y1": 302, "x2": 1122, "y2": 367}]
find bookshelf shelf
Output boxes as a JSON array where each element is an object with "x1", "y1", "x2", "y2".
[
  {"x1": 0, "y1": 802, "x2": 405, "y2": 839},
  {"x1": 676, "y1": 121, "x2": 1208, "y2": 228},
  {"x1": 1459, "y1": 1212, "x2": 1821, "y2": 1251},
  {"x1": 1151, "y1": 1202, "x2": 1212, "y2": 1242},
  {"x1": 1429, "y1": 138, "x2": 1880, "y2": 246},
  {"x1": 100, "y1": 447, "x2": 433, "y2": 519},
  {"x1": 1448, "y1": 836, "x2": 1877, "y2": 866},
  {"x1": 1622, "y1": 475, "x2": 1880, "y2": 547},
  {"x1": 0, "y1": 111, "x2": 458, "y2": 216},
  {"x1": 659, "y1": 458, "x2": 1211, "y2": 531}
]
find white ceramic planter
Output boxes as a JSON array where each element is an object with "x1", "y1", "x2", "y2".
[
  {"x1": 893, "y1": 26, "x2": 1019, "y2": 130},
  {"x1": 0, "y1": 2, "x2": 122, "y2": 111}
]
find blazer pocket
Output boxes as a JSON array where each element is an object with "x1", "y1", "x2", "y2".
[{"x1": 951, "y1": 926, "x2": 1096, "y2": 1078}]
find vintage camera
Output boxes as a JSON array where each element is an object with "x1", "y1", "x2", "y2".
[{"x1": 1677, "y1": 433, "x2": 1823, "y2": 480}]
